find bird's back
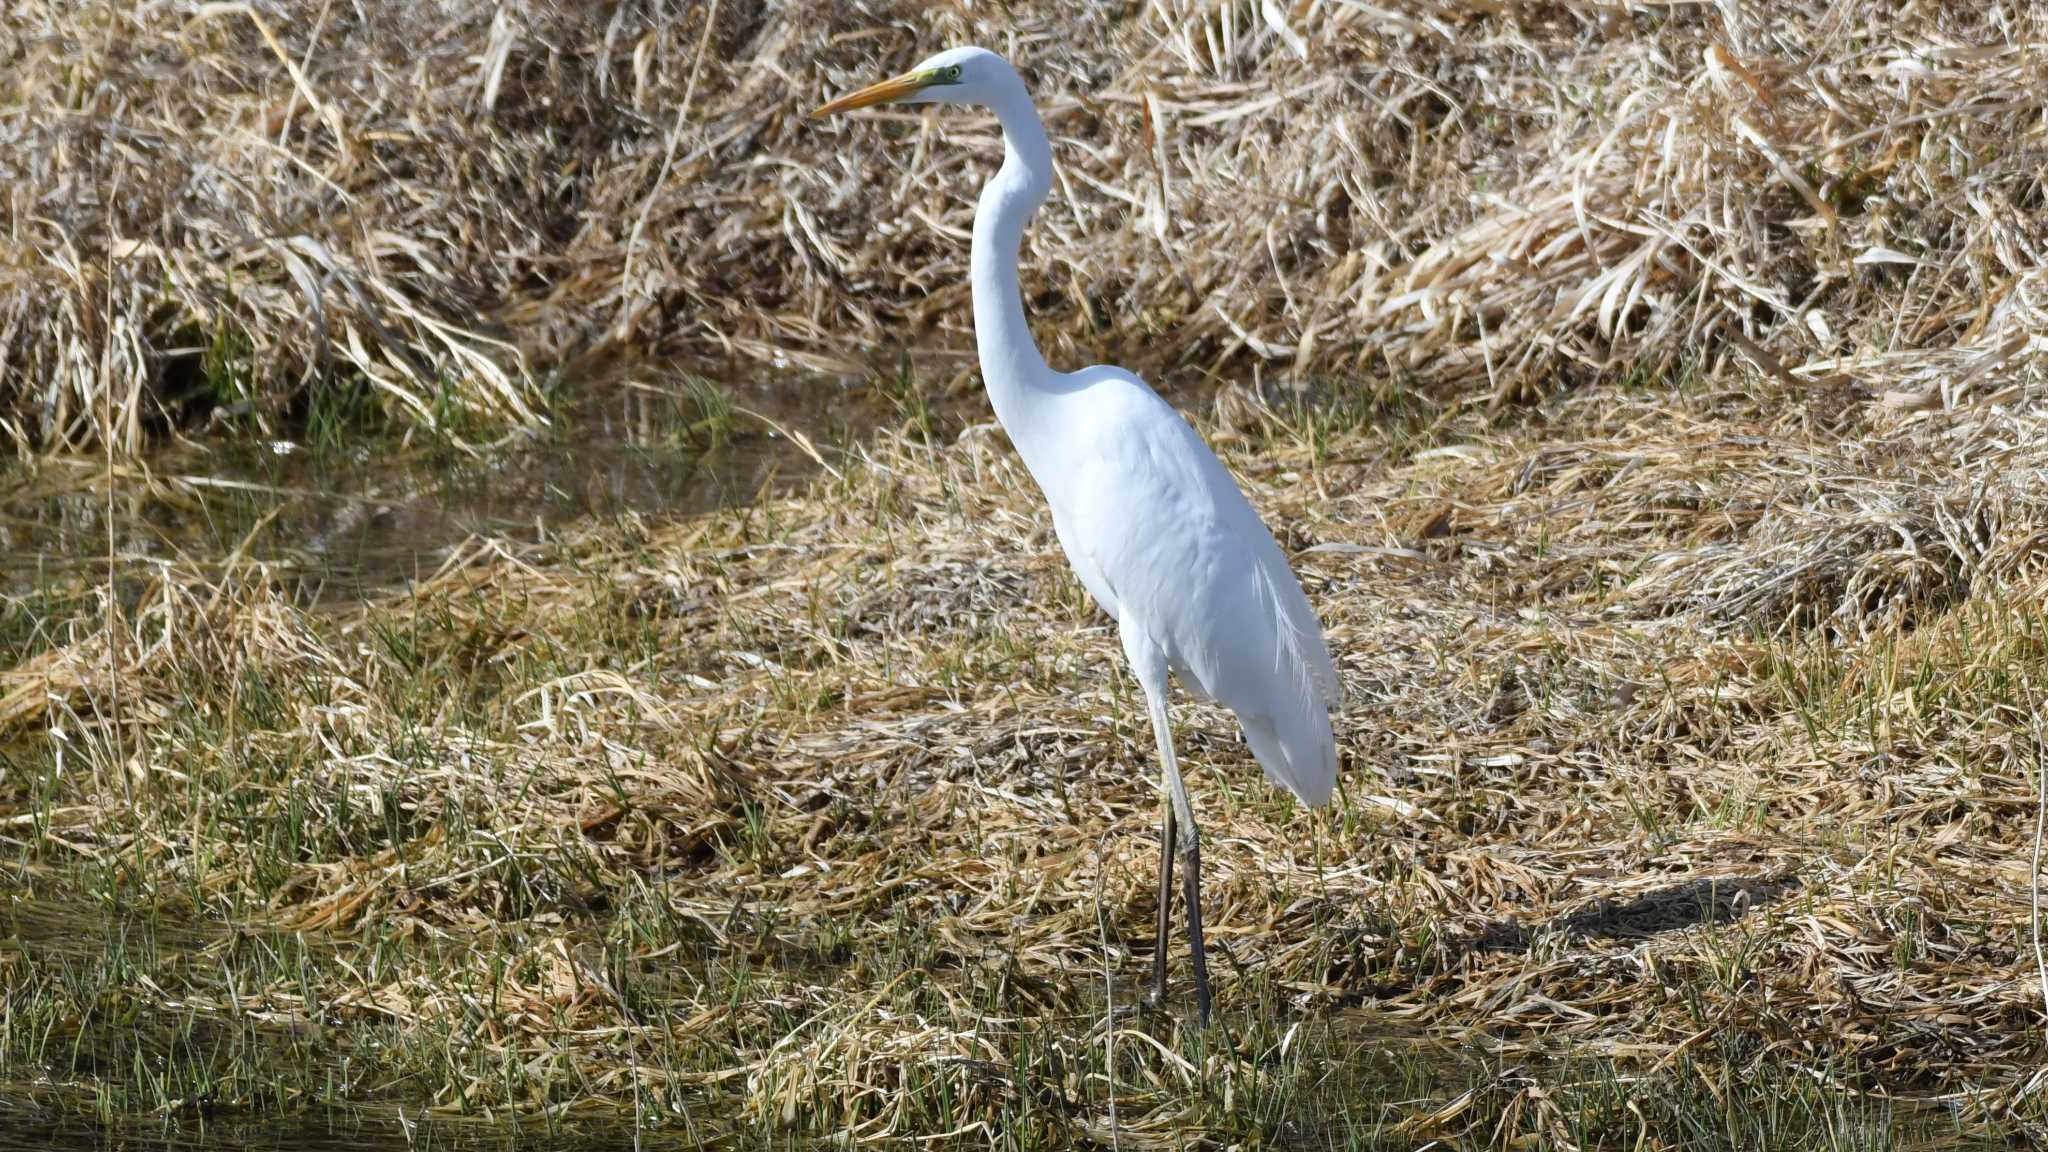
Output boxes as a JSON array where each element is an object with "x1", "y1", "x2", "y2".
[{"x1": 1030, "y1": 367, "x2": 1340, "y2": 807}]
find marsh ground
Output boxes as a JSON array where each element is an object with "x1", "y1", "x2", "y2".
[
  {"x1": 6, "y1": 0, "x2": 2048, "y2": 1146},
  {"x1": 4, "y1": 361, "x2": 2048, "y2": 1147}
]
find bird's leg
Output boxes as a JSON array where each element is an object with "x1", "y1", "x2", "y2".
[
  {"x1": 1183, "y1": 827, "x2": 1211, "y2": 1027},
  {"x1": 1123, "y1": 621, "x2": 1210, "y2": 1025},
  {"x1": 1145, "y1": 692, "x2": 1208, "y2": 1027},
  {"x1": 1148, "y1": 795, "x2": 1176, "y2": 1010}
]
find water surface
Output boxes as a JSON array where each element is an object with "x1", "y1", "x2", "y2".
[{"x1": 0, "y1": 370, "x2": 872, "y2": 615}]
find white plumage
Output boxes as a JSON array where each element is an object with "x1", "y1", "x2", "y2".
[
  {"x1": 1042, "y1": 366, "x2": 1339, "y2": 807},
  {"x1": 815, "y1": 45, "x2": 1340, "y2": 1024}
]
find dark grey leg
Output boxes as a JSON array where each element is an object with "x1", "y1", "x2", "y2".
[
  {"x1": 1184, "y1": 835, "x2": 1211, "y2": 1027},
  {"x1": 1148, "y1": 798, "x2": 1176, "y2": 1009}
]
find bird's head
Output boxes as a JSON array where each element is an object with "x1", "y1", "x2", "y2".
[{"x1": 811, "y1": 46, "x2": 1015, "y2": 117}]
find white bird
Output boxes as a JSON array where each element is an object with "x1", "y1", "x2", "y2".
[{"x1": 814, "y1": 46, "x2": 1340, "y2": 1024}]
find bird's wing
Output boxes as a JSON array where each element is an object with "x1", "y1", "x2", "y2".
[{"x1": 1055, "y1": 372, "x2": 1340, "y2": 805}]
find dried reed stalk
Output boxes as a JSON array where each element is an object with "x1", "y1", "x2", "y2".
[{"x1": 4, "y1": 2, "x2": 2043, "y2": 452}]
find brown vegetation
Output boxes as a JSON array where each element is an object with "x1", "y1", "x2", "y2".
[
  {"x1": 3, "y1": 1, "x2": 2043, "y2": 450},
  {"x1": 4, "y1": 0, "x2": 2048, "y2": 1144},
  {"x1": 6, "y1": 368, "x2": 2048, "y2": 1140}
]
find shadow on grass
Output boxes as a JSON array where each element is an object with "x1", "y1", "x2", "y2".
[{"x1": 1467, "y1": 875, "x2": 1800, "y2": 954}]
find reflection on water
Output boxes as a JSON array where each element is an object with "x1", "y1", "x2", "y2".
[{"x1": 0, "y1": 370, "x2": 867, "y2": 612}]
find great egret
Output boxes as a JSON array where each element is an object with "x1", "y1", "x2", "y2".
[{"x1": 814, "y1": 47, "x2": 1340, "y2": 1024}]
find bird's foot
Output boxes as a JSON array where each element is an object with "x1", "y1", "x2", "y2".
[
  {"x1": 1140, "y1": 984, "x2": 1217, "y2": 1029},
  {"x1": 1114, "y1": 999, "x2": 1146, "y2": 1022}
]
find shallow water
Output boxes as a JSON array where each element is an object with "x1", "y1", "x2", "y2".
[{"x1": 0, "y1": 369, "x2": 870, "y2": 613}]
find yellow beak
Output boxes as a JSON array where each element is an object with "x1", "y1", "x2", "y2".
[{"x1": 811, "y1": 69, "x2": 936, "y2": 117}]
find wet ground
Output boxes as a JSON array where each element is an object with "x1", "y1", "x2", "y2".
[
  {"x1": 0, "y1": 368, "x2": 2018, "y2": 1149},
  {"x1": 0, "y1": 865, "x2": 750, "y2": 1151},
  {"x1": 0, "y1": 368, "x2": 875, "y2": 615},
  {"x1": 0, "y1": 368, "x2": 888, "y2": 1146},
  {"x1": 0, "y1": 1112, "x2": 651, "y2": 1152}
]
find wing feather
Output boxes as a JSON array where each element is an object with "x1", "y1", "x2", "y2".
[{"x1": 1050, "y1": 368, "x2": 1341, "y2": 808}]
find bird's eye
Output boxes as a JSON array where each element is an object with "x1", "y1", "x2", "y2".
[{"x1": 946, "y1": 66, "x2": 962, "y2": 80}]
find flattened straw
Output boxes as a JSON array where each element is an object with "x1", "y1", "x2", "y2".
[
  {"x1": 1810, "y1": 93, "x2": 2045, "y2": 161},
  {"x1": 192, "y1": 2, "x2": 351, "y2": 163}
]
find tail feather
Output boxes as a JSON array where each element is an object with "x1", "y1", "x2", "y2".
[
  {"x1": 1242, "y1": 707, "x2": 1337, "y2": 809},
  {"x1": 1239, "y1": 540, "x2": 1340, "y2": 807}
]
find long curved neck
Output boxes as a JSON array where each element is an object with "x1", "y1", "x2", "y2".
[{"x1": 971, "y1": 79, "x2": 1057, "y2": 436}]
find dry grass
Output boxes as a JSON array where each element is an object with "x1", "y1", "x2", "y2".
[
  {"x1": 5, "y1": 360, "x2": 2048, "y2": 1143},
  {"x1": 6, "y1": 0, "x2": 2048, "y2": 1145},
  {"x1": 4, "y1": 1, "x2": 2044, "y2": 451}
]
